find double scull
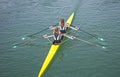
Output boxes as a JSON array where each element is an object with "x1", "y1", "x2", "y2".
[{"x1": 38, "y1": 12, "x2": 75, "y2": 77}]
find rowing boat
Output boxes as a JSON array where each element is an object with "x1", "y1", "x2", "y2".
[{"x1": 38, "y1": 12, "x2": 75, "y2": 77}]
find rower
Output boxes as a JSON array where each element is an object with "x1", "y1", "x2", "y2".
[
  {"x1": 53, "y1": 27, "x2": 61, "y2": 44},
  {"x1": 59, "y1": 18, "x2": 67, "y2": 34},
  {"x1": 59, "y1": 18, "x2": 68, "y2": 40}
]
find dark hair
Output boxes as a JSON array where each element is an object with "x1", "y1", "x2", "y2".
[
  {"x1": 61, "y1": 18, "x2": 64, "y2": 26},
  {"x1": 54, "y1": 27, "x2": 59, "y2": 34}
]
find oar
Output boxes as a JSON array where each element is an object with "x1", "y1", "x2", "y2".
[
  {"x1": 12, "y1": 35, "x2": 44, "y2": 48},
  {"x1": 70, "y1": 25, "x2": 104, "y2": 41},
  {"x1": 13, "y1": 22, "x2": 58, "y2": 49},
  {"x1": 26, "y1": 23, "x2": 58, "y2": 38},
  {"x1": 20, "y1": 23, "x2": 59, "y2": 41},
  {"x1": 63, "y1": 34, "x2": 106, "y2": 49},
  {"x1": 42, "y1": 34, "x2": 54, "y2": 44}
]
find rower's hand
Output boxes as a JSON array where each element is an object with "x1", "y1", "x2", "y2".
[
  {"x1": 43, "y1": 34, "x2": 48, "y2": 38},
  {"x1": 75, "y1": 26, "x2": 80, "y2": 30},
  {"x1": 49, "y1": 26, "x2": 54, "y2": 30},
  {"x1": 66, "y1": 23, "x2": 70, "y2": 27}
]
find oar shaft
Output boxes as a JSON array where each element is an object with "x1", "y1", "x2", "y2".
[
  {"x1": 71, "y1": 25, "x2": 96, "y2": 37},
  {"x1": 13, "y1": 36, "x2": 43, "y2": 47},
  {"x1": 70, "y1": 25, "x2": 104, "y2": 41},
  {"x1": 29, "y1": 28, "x2": 48, "y2": 36},
  {"x1": 27, "y1": 23, "x2": 59, "y2": 37},
  {"x1": 75, "y1": 37, "x2": 98, "y2": 46},
  {"x1": 64, "y1": 34, "x2": 102, "y2": 47},
  {"x1": 79, "y1": 29, "x2": 97, "y2": 38}
]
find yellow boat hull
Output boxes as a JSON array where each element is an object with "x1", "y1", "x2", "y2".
[{"x1": 38, "y1": 12, "x2": 75, "y2": 77}]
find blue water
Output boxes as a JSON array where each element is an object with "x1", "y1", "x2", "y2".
[{"x1": 0, "y1": 0, "x2": 120, "y2": 77}]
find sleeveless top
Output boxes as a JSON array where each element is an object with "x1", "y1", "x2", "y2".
[
  {"x1": 59, "y1": 22, "x2": 67, "y2": 33},
  {"x1": 60, "y1": 26, "x2": 66, "y2": 31},
  {"x1": 54, "y1": 33, "x2": 60, "y2": 40}
]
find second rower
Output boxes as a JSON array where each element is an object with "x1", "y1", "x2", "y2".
[
  {"x1": 59, "y1": 18, "x2": 67, "y2": 34},
  {"x1": 59, "y1": 18, "x2": 68, "y2": 40}
]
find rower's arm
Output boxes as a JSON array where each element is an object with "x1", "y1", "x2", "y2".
[
  {"x1": 63, "y1": 34, "x2": 75, "y2": 40},
  {"x1": 43, "y1": 34, "x2": 53, "y2": 38},
  {"x1": 65, "y1": 23, "x2": 79, "y2": 30},
  {"x1": 49, "y1": 26, "x2": 55, "y2": 30},
  {"x1": 69, "y1": 26, "x2": 79, "y2": 30},
  {"x1": 49, "y1": 25, "x2": 59, "y2": 30}
]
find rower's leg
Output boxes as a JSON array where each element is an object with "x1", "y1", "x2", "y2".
[
  {"x1": 61, "y1": 36, "x2": 64, "y2": 40},
  {"x1": 53, "y1": 40, "x2": 55, "y2": 44},
  {"x1": 53, "y1": 40, "x2": 60, "y2": 44}
]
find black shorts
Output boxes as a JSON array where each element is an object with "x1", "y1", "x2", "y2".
[
  {"x1": 53, "y1": 40, "x2": 61, "y2": 44},
  {"x1": 60, "y1": 30, "x2": 66, "y2": 33}
]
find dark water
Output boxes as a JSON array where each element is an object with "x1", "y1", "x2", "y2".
[{"x1": 0, "y1": 0, "x2": 120, "y2": 77}]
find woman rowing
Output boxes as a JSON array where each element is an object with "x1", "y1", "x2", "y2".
[
  {"x1": 59, "y1": 18, "x2": 67, "y2": 34},
  {"x1": 53, "y1": 27, "x2": 61, "y2": 44},
  {"x1": 58, "y1": 18, "x2": 68, "y2": 40}
]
